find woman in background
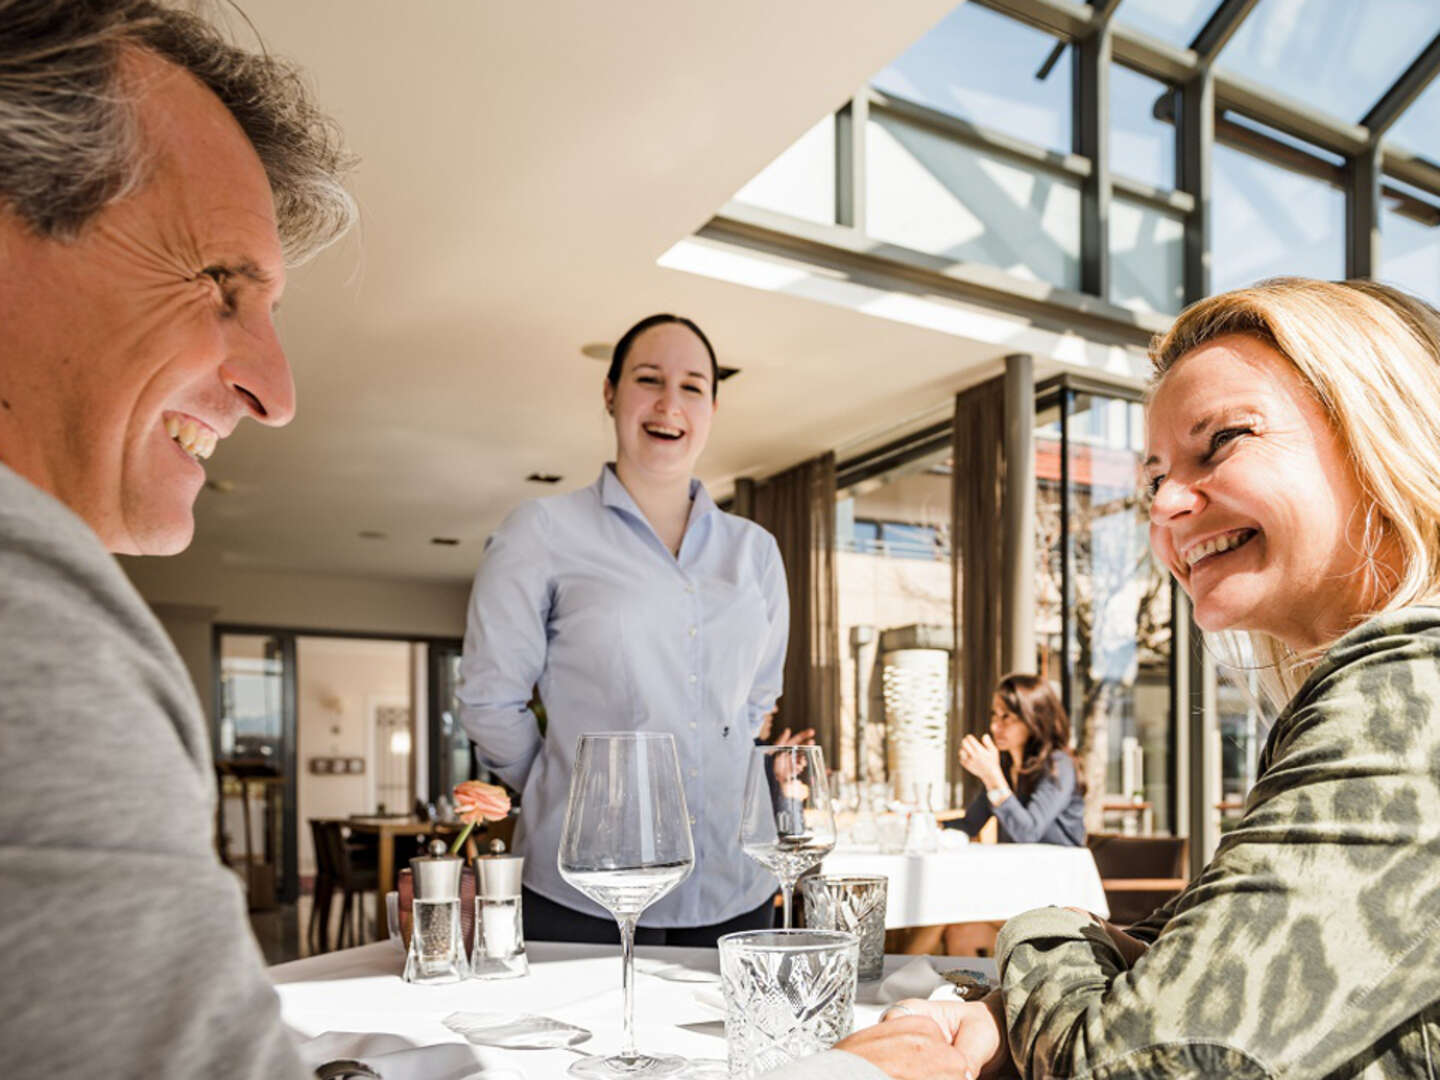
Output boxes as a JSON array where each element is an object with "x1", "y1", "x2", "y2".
[
  {"x1": 949, "y1": 672, "x2": 1085, "y2": 846},
  {"x1": 935, "y1": 672, "x2": 1084, "y2": 955}
]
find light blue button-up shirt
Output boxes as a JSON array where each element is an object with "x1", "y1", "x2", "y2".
[{"x1": 457, "y1": 465, "x2": 789, "y2": 927}]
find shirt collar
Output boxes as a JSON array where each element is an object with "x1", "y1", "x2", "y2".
[{"x1": 597, "y1": 463, "x2": 717, "y2": 522}]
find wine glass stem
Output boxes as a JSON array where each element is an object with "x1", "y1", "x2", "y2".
[
  {"x1": 781, "y1": 880, "x2": 795, "y2": 929},
  {"x1": 618, "y1": 914, "x2": 638, "y2": 1059}
]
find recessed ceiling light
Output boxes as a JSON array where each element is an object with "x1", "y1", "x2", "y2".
[
  {"x1": 358, "y1": 530, "x2": 386, "y2": 540},
  {"x1": 581, "y1": 343, "x2": 612, "y2": 361},
  {"x1": 527, "y1": 473, "x2": 563, "y2": 484},
  {"x1": 430, "y1": 537, "x2": 460, "y2": 546}
]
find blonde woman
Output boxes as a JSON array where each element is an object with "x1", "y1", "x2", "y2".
[{"x1": 789, "y1": 280, "x2": 1440, "y2": 1080}]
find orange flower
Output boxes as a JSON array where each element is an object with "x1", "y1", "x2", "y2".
[{"x1": 454, "y1": 780, "x2": 510, "y2": 824}]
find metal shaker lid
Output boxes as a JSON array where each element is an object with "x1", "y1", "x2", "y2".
[
  {"x1": 474, "y1": 853, "x2": 524, "y2": 898},
  {"x1": 411, "y1": 850, "x2": 463, "y2": 899}
]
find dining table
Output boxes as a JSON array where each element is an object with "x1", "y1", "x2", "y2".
[
  {"x1": 822, "y1": 841, "x2": 1110, "y2": 927},
  {"x1": 337, "y1": 817, "x2": 468, "y2": 940},
  {"x1": 272, "y1": 938, "x2": 996, "y2": 1080}
]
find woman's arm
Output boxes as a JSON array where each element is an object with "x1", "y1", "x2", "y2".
[
  {"x1": 745, "y1": 535, "x2": 790, "y2": 736},
  {"x1": 994, "y1": 627, "x2": 1440, "y2": 1078},
  {"x1": 990, "y1": 753, "x2": 1076, "y2": 843},
  {"x1": 455, "y1": 502, "x2": 553, "y2": 791},
  {"x1": 946, "y1": 788, "x2": 993, "y2": 838}
]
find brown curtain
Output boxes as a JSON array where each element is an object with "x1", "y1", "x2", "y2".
[
  {"x1": 951, "y1": 379, "x2": 1007, "y2": 798},
  {"x1": 750, "y1": 452, "x2": 841, "y2": 765}
]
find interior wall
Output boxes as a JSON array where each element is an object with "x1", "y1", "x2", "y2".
[
  {"x1": 121, "y1": 555, "x2": 467, "y2": 722},
  {"x1": 295, "y1": 636, "x2": 413, "y2": 877}
]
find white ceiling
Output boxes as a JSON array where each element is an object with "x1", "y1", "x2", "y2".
[{"x1": 161, "y1": 0, "x2": 1088, "y2": 586}]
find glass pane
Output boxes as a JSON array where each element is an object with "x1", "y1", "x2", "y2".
[
  {"x1": 1116, "y1": 0, "x2": 1220, "y2": 48},
  {"x1": 1215, "y1": 660, "x2": 1265, "y2": 836},
  {"x1": 1216, "y1": 0, "x2": 1440, "y2": 122},
  {"x1": 835, "y1": 460, "x2": 952, "y2": 796},
  {"x1": 1109, "y1": 197, "x2": 1185, "y2": 315},
  {"x1": 1387, "y1": 73, "x2": 1440, "y2": 166},
  {"x1": 1380, "y1": 191, "x2": 1440, "y2": 305},
  {"x1": 217, "y1": 632, "x2": 295, "y2": 911},
  {"x1": 1212, "y1": 142, "x2": 1344, "y2": 295},
  {"x1": 732, "y1": 113, "x2": 836, "y2": 225},
  {"x1": 1111, "y1": 64, "x2": 1176, "y2": 190},
  {"x1": 867, "y1": 111, "x2": 1081, "y2": 290},
  {"x1": 871, "y1": 2, "x2": 1072, "y2": 153},
  {"x1": 1058, "y1": 393, "x2": 1173, "y2": 834}
]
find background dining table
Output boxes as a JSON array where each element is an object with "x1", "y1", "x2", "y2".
[
  {"x1": 822, "y1": 842, "x2": 1110, "y2": 927},
  {"x1": 272, "y1": 938, "x2": 997, "y2": 1080},
  {"x1": 337, "y1": 817, "x2": 469, "y2": 940}
]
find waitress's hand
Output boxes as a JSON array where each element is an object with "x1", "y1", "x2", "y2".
[
  {"x1": 958, "y1": 734, "x2": 1006, "y2": 791},
  {"x1": 774, "y1": 727, "x2": 815, "y2": 747}
]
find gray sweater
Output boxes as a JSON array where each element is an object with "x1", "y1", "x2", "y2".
[{"x1": 0, "y1": 464, "x2": 309, "y2": 1079}]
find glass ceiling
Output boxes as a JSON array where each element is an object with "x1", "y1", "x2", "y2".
[
  {"x1": 1114, "y1": 0, "x2": 1217, "y2": 49},
  {"x1": 1216, "y1": 0, "x2": 1440, "y2": 123}
]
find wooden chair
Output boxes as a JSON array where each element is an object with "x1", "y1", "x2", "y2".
[
  {"x1": 306, "y1": 818, "x2": 337, "y2": 954},
  {"x1": 1086, "y1": 832, "x2": 1189, "y2": 926},
  {"x1": 318, "y1": 821, "x2": 380, "y2": 948}
]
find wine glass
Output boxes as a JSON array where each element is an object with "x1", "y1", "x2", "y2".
[
  {"x1": 558, "y1": 732, "x2": 695, "y2": 1079},
  {"x1": 740, "y1": 745, "x2": 837, "y2": 928}
]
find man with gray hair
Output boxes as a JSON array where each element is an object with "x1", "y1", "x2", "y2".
[{"x1": 0, "y1": 1, "x2": 354, "y2": 1075}]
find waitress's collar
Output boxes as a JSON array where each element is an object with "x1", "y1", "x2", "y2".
[{"x1": 598, "y1": 463, "x2": 717, "y2": 521}]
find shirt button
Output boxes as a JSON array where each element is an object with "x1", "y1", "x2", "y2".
[
  {"x1": 689, "y1": 815, "x2": 697, "y2": 826},
  {"x1": 690, "y1": 722, "x2": 697, "y2": 730},
  {"x1": 689, "y1": 769, "x2": 698, "y2": 779},
  {"x1": 688, "y1": 674, "x2": 697, "y2": 684},
  {"x1": 688, "y1": 626, "x2": 697, "y2": 638},
  {"x1": 684, "y1": 584, "x2": 695, "y2": 595}
]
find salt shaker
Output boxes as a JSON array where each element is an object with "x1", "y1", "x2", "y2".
[
  {"x1": 403, "y1": 841, "x2": 469, "y2": 984},
  {"x1": 471, "y1": 840, "x2": 528, "y2": 979}
]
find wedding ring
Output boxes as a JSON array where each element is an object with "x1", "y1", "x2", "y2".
[{"x1": 882, "y1": 1003, "x2": 915, "y2": 1020}]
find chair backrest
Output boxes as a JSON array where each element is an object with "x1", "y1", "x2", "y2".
[
  {"x1": 309, "y1": 818, "x2": 336, "y2": 879},
  {"x1": 1086, "y1": 832, "x2": 1187, "y2": 880}
]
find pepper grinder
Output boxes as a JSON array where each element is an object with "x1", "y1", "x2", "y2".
[{"x1": 403, "y1": 840, "x2": 469, "y2": 984}]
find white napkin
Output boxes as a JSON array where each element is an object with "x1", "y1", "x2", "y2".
[
  {"x1": 296, "y1": 1031, "x2": 494, "y2": 1080},
  {"x1": 443, "y1": 1011, "x2": 592, "y2": 1049}
]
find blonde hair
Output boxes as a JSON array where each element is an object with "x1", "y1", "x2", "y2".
[{"x1": 1149, "y1": 278, "x2": 1440, "y2": 710}]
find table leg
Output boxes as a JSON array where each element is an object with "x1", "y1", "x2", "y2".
[{"x1": 376, "y1": 832, "x2": 394, "y2": 942}]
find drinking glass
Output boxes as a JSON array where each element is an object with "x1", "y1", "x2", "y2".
[
  {"x1": 558, "y1": 733, "x2": 695, "y2": 1078},
  {"x1": 740, "y1": 745, "x2": 836, "y2": 928},
  {"x1": 718, "y1": 929, "x2": 859, "y2": 1078}
]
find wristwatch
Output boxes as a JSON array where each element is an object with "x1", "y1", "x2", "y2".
[{"x1": 986, "y1": 785, "x2": 1008, "y2": 804}]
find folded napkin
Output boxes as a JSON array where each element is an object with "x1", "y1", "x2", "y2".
[
  {"x1": 296, "y1": 1031, "x2": 496, "y2": 1080},
  {"x1": 873, "y1": 957, "x2": 995, "y2": 1004}
]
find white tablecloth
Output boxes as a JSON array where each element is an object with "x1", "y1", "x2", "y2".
[
  {"x1": 823, "y1": 843, "x2": 1109, "y2": 927},
  {"x1": 272, "y1": 941, "x2": 994, "y2": 1080}
]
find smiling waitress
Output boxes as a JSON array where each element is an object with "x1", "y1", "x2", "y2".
[{"x1": 457, "y1": 313, "x2": 790, "y2": 946}]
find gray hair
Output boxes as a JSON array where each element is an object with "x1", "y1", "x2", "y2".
[{"x1": 0, "y1": 0, "x2": 356, "y2": 264}]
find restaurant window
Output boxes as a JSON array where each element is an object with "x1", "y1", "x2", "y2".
[
  {"x1": 866, "y1": 109, "x2": 1082, "y2": 290},
  {"x1": 1211, "y1": 138, "x2": 1345, "y2": 296},
  {"x1": 835, "y1": 455, "x2": 952, "y2": 799},
  {"x1": 731, "y1": 113, "x2": 837, "y2": 225},
  {"x1": 1380, "y1": 179, "x2": 1440, "y2": 306},
  {"x1": 1035, "y1": 379, "x2": 1174, "y2": 836},
  {"x1": 871, "y1": 1, "x2": 1072, "y2": 153}
]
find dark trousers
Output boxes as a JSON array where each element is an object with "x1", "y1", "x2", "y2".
[{"x1": 522, "y1": 885, "x2": 775, "y2": 948}]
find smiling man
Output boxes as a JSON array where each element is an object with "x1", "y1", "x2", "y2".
[{"x1": 0, "y1": 2, "x2": 353, "y2": 1076}]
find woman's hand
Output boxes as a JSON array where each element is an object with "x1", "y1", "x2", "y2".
[
  {"x1": 958, "y1": 734, "x2": 1006, "y2": 791},
  {"x1": 870, "y1": 992, "x2": 1012, "y2": 1079},
  {"x1": 773, "y1": 727, "x2": 815, "y2": 748},
  {"x1": 833, "y1": 1014, "x2": 980, "y2": 1080}
]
